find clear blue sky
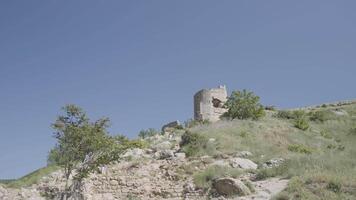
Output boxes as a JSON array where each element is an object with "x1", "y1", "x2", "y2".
[{"x1": 0, "y1": 0, "x2": 355, "y2": 179}]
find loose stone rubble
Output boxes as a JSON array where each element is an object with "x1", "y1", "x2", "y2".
[{"x1": 0, "y1": 130, "x2": 288, "y2": 200}]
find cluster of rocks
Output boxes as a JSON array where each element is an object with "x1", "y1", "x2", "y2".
[
  {"x1": 262, "y1": 158, "x2": 285, "y2": 169},
  {"x1": 0, "y1": 127, "x2": 289, "y2": 200}
]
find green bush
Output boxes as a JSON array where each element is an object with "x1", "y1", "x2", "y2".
[
  {"x1": 320, "y1": 130, "x2": 333, "y2": 139},
  {"x1": 223, "y1": 89, "x2": 265, "y2": 120},
  {"x1": 349, "y1": 127, "x2": 356, "y2": 136},
  {"x1": 193, "y1": 165, "x2": 242, "y2": 189},
  {"x1": 294, "y1": 117, "x2": 310, "y2": 130},
  {"x1": 265, "y1": 105, "x2": 276, "y2": 111},
  {"x1": 113, "y1": 135, "x2": 148, "y2": 149},
  {"x1": 274, "y1": 110, "x2": 306, "y2": 120},
  {"x1": 327, "y1": 181, "x2": 342, "y2": 193},
  {"x1": 255, "y1": 162, "x2": 289, "y2": 180},
  {"x1": 138, "y1": 128, "x2": 160, "y2": 139},
  {"x1": 309, "y1": 110, "x2": 334, "y2": 122},
  {"x1": 288, "y1": 144, "x2": 312, "y2": 154},
  {"x1": 180, "y1": 131, "x2": 210, "y2": 157},
  {"x1": 274, "y1": 110, "x2": 295, "y2": 119}
]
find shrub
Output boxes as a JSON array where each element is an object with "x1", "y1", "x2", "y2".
[
  {"x1": 138, "y1": 128, "x2": 160, "y2": 139},
  {"x1": 288, "y1": 144, "x2": 312, "y2": 154},
  {"x1": 223, "y1": 89, "x2": 265, "y2": 120},
  {"x1": 265, "y1": 105, "x2": 276, "y2": 111},
  {"x1": 255, "y1": 162, "x2": 289, "y2": 180},
  {"x1": 320, "y1": 130, "x2": 332, "y2": 139},
  {"x1": 349, "y1": 127, "x2": 356, "y2": 136},
  {"x1": 294, "y1": 117, "x2": 310, "y2": 130},
  {"x1": 327, "y1": 181, "x2": 341, "y2": 193},
  {"x1": 193, "y1": 165, "x2": 242, "y2": 189},
  {"x1": 113, "y1": 135, "x2": 148, "y2": 149},
  {"x1": 309, "y1": 110, "x2": 334, "y2": 122},
  {"x1": 180, "y1": 131, "x2": 209, "y2": 157},
  {"x1": 274, "y1": 110, "x2": 295, "y2": 119},
  {"x1": 274, "y1": 110, "x2": 306, "y2": 120},
  {"x1": 242, "y1": 180, "x2": 255, "y2": 193}
]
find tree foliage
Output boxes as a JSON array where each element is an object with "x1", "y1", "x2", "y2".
[
  {"x1": 49, "y1": 105, "x2": 123, "y2": 199},
  {"x1": 223, "y1": 89, "x2": 265, "y2": 120}
]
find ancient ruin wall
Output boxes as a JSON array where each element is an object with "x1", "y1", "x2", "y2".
[{"x1": 194, "y1": 85, "x2": 228, "y2": 122}]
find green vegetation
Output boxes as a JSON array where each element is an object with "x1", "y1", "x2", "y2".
[
  {"x1": 49, "y1": 104, "x2": 124, "y2": 198},
  {"x1": 188, "y1": 103, "x2": 356, "y2": 199},
  {"x1": 274, "y1": 110, "x2": 310, "y2": 130},
  {"x1": 180, "y1": 131, "x2": 215, "y2": 157},
  {"x1": 184, "y1": 119, "x2": 210, "y2": 128},
  {"x1": 287, "y1": 144, "x2": 313, "y2": 154},
  {"x1": 138, "y1": 128, "x2": 160, "y2": 139},
  {"x1": 255, "y1": 162, "x2": 289, "y2": 180},
  {"x1": 223, "y1": 89, "x2": 265, "y2": 120},
  {"x1": 193, "y1": 165, "x2": 242, "y2": 189},
  {"x1": 309, "y1": 110, "x2": 335, "y2": 122},
  {"x1": 1, "y1": 165, "x2": 59, "y2": 188},
  {"x1": 293, "y1": 117, "x2": 310, "y2": 130}
]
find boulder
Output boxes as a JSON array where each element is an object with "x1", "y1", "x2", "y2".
[
  {"x1": 174, "y1": 152, "x2": 186, "y2": 160},
  {"x1": 0, "y1": 185, "x2": 7, "y2": 199},
  {"x1": 153, "y1": 141, "x2": 172, "y2": 150},
  {"x1": 212, "y1": 178, "x2": 251, "y2": 196},
  {"x1": 229, "y1": 158, "x2": 257, "y2": 169},
  {"x1": 161, "y1": 120, "x2": 181, "y2": 132},
  {"x1": 154, "y1": 149, "x2": 175, "y2": 160},
  {"x1": 262, "y1": 158, "x2": 285, "y2": 168},
  {"x1": 121, "y1": 148, "x2": 145, "y2": 159}
]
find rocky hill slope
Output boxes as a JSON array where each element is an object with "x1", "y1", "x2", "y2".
[{"x1": 1, "y1": 101, "x2": 355, "y2": 200}]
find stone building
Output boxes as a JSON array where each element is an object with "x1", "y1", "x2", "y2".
[{"x1": 194, "y1": 85, "x2": 228, "y2": 122}]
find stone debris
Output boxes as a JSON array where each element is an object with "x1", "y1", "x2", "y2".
[
  {"x1": 229, "y1": 158, "x2": 258, "y2": 170},
  {"x1": 161, "y1": 120, "x2": 181, "y2": 132},
  {"x1": 262, "y1": 158, "x2": 285, "y2": 169}
]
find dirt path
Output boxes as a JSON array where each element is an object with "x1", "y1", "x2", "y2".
[{"x1": 239, "y1": 178, "x2": 289, "y2": 200}]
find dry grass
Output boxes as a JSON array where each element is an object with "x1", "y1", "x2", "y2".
[{"x1": 189, "y1": 103, "x2": 356, "y2": 199}]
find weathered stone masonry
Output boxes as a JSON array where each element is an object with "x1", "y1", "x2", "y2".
[{"x1": 194, "y1": 85, "x2": 228, "y2": 122}]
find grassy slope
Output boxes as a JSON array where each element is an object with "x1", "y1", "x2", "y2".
[
  {"x1": 188, "y1": 103, "x2": 356, "y2": 200},
  {"x1": 0, "y1": 165, "x2": 59, "y2": 188}
]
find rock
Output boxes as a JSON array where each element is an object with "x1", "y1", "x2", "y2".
[
  {"x1": 145, "y1": 148, "x2": 154, "y2": 154},
  {"x1": 161, "y1": 120, "x2": 181, "y2": 132},
  {"x1": 153, "y1": 141, "x2": 172, "y2": 150},
  {"x1": 208, "y1": 138, "x2": 216, "y2": 142},
  {"x1": 262, "y1": 158, "x2": 285, "y2": 168},
  {"x1": 235, "y1": 151, "x2": 252, "y2": 158},
  {"x1": 122, "y1": 148, "x2": 145, "y2": 159},
  {"x1": 229, "y1": 158, "x2": 257, "y2": 169},
  {"x1": 200, "y1": 155, "x2": 214, "y2": 164},
  {"x1": 154, "y1": 149, "x2": 175, "y2": 159},
  {"x1": 0, "y1": 185, "x2": 7, "y2": 198},
  {"x1": 183, "y1": 182, "x2": 195, "y2": 193},
  {"x1": 211, "y1": 160, "x2": 230, "y2": 167},
  {"x1": 212, "y1": 178, "x2": 251, "y2": 196},
  {"x1": 174, "y1": 152, "x2": 186, "y2": 160},
  {"x1": 333, "y1": 109, "x2": 348, "y2": 116}
]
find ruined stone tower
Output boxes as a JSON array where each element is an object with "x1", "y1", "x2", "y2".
[{"x1": 194, "y1": 85, "x2": 228, "y2": 122}]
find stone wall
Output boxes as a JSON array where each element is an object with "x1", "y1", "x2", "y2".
[
  {"x1": 194, "y1": 85, "x2": 228, "y2": 122},
  {"x1": 83, "y1": 159, "x2": 205, "y2": 200}
]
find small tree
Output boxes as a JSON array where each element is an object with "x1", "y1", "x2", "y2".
[
  {"x1": 50, "y1": 105, "x2": 121, "y2": 200},
  {"x1": 223, "y1": 89, "x2": 265, "y2": 120}
]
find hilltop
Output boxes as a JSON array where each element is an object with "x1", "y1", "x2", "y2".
[{"x1": 1, "y1": 100, "x2": 356, "y2": 200}]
